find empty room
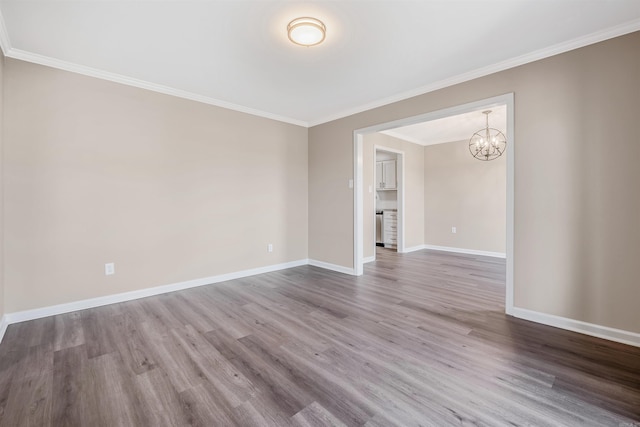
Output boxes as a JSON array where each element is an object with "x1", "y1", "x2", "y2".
[{"x1": 0, "y1": 1, "x2": 639, "y2": 426}]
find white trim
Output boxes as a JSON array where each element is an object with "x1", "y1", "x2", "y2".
[
  {"x1": 0, "y1": 9, "x2": 11, "y2": 55},
  {"x1": 0, "y1": 13, "x2": 636, "y2": 128},
  {"x1": 354, "y1": 133, "x2": 364, "y2": 276},
  {"x1": 511, "y1": 307, "x2": 640, "y2": 348},
  {"x1": 308, "y1": 259, "x2": 356, "y2": 276},
  {"x1": 400, "y1": 245, "x2": 427, "y2": 254},
  {"x1": 0, "y1": 315, "x2": 8, "y2": 343},
  {"x1": 401, "y1": 244, "x2": 506, "y2": 258},
  {"x1": 422, "y1": 244, "x2": 506, "y2": 259},
  {"x1": 354, "y1": 94, "x2": 514, "y2": 313},
  {"x1": 3, "y1": 259, "x2": 308, "y2": 326},
  {"x1": 3, "y1": 49, "x2": 308, "y2": 128},
  {"x1": 371, "y1": 150, "x2": 378, "y2": 261},
  {"x1": 308, "y1": 19, "x2": 640, "y2": 127},
  {"x1": 363, "y1": 255, "x2": 375, "y2": 264},
  {"x1": 505, "y1": 94, "x2": 515, "y2": 315}
]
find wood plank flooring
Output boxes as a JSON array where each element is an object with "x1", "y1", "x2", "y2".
[{"x1": 1, "y1": 248, "x2": 639, "y2": 426}]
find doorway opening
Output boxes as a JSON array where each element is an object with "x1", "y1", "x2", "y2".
[
  {"x1": 369, "y1": 147, "x2": 405, "y2": 262},
  {"x1": 353, "y1": 93, "x2": 514, "y2": 315}
]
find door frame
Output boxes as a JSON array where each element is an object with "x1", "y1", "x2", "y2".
[{"x1": 353, "y1": 93, "x2": 515, "y2": 315}]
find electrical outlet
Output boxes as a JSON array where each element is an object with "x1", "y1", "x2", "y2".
[
  {"x1": 268, "y1": 244, "x2": 273, "y2": 253},
  {"x1": 105, "y1": 262, "x2": 115, "y2": 276},
  {"x1": 451, "y1": 227, "x2": 457, "y2": 234}
]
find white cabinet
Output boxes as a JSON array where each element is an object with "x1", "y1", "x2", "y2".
[
  {"x1": 382, "y1": 210, "x2": 397, "y2": 247},
  {"x1": 376, "y1": 160, "x2": 396, "y2": 190},
  {"x1": 376, "y1": 162, "x2": 384, "y2": 190},
  {"x1": 382, "y1": 160, "x2": 396, "y2": 189}
]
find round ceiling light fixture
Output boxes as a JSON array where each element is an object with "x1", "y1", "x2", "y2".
[{"x1": 287, "y1": 17, "x2": 326, "y2": 47}]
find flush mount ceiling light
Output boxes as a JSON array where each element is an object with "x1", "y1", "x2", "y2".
[
  {"x1": 287, "y1": 17, "x2": 326, "y2": 46},
  {"x1": 469, "y1": 110, "x2": 507, "y2": 161}
]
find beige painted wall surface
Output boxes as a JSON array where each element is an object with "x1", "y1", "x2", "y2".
[
  {"x1": 4, "y1": 59, "x2": 308, "y2": 313},
  {"x1": 424, "y1": 140, "x2": 505, "y2": 253},
  {"x1": 309, "y1": 32, "x2": 640, "y2": 333},
  {"x1": 363, "y1": 133, "x2": 424, "y2": 258}
]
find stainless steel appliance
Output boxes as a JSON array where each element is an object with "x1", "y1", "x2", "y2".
[{"x1": 376, "y1": 211, "x2": 383, "y2": 246}]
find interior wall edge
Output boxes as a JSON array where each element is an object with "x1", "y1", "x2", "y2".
[{"x1": 511, "y1": 307, "x2": 640, "y2": 348}]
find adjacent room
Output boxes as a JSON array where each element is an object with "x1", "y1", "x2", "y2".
[{"x1": 0, "y1": 1, "x2": 639, "y2": 425}]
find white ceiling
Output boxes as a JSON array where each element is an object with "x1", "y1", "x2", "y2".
[
  {"x1": 1, "y1": 1, "x2": 639, "y2": 127},
  {"x1": 382, "y1": 105, "x2": 507, "y2": 146}
]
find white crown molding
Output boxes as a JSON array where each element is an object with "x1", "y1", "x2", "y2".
[
  {"x1": 3, "y1": 48, "x2": 309, "y2": 128},
  {"x1": 0, "y1": 13, "x2": 638, "y2": 128},
  {"x1": 511, "y1": 307, "x2": 640, "y2": 348},
  {"x1": 308, "y1": 18, "x2": 640, "y2": 127},
  {"x1": 0, "y1": 6, "x2": 307, "y2": 126}
]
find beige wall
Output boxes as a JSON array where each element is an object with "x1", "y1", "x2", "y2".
[
  {"x1": 309, "y1": 32, "x2": 640, "y2": 333},
  {"x1": 363, "y1": 133, "x2": 425, "y2": 258},
  {"x1": 424, "y1": 140, "x2": 505, "y2": 253},
  {"x1": 4, "y1": 59, "x2": 308, "y2": 313}
]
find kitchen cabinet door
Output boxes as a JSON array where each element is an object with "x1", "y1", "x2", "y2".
[{"x1": 382, "y1": 160, "x2": 397, "y2": 189}]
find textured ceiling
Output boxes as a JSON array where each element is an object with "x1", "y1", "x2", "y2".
[{"x1": 1, "y1": 1, "x2": 639, "y2": 126}]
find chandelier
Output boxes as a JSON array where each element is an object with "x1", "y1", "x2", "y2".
[{"x1": 469, "y1": 110, "x2": 506, "y2": 161}]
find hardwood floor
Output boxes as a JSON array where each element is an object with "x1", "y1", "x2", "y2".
[{"x1": 1, "y1": 248, "x2": 639, "y2": 426}]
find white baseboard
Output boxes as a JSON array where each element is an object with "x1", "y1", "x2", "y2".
[
  {"x1": 422, "y1": 244, "x2": 506, "y2": 258},
  {"x1": 7, "y1": 257, "x2": 636, "y2": 349},
  {"x1": 0, "y1": 315, "x2": 8, "y2": 344},
  {"x1": 363, "y1": 256, "x2": 375, "y2": 264},
  {"x1": 400, "y1": 245, "x2": 427, "y2": 254},
  {"x1": 308, "y1": 259, "x2": 355, "y2": 275},
  {"x1": 3, "y1": 259, "x2": 309, "y2": 327},
  {"x1": 511, "y1": 307, "x2": 640, "y2": 348}
]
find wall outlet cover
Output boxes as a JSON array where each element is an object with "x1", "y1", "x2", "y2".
[{"x1": 105, "y1": 263, "x2": 115, "y2": 276}]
